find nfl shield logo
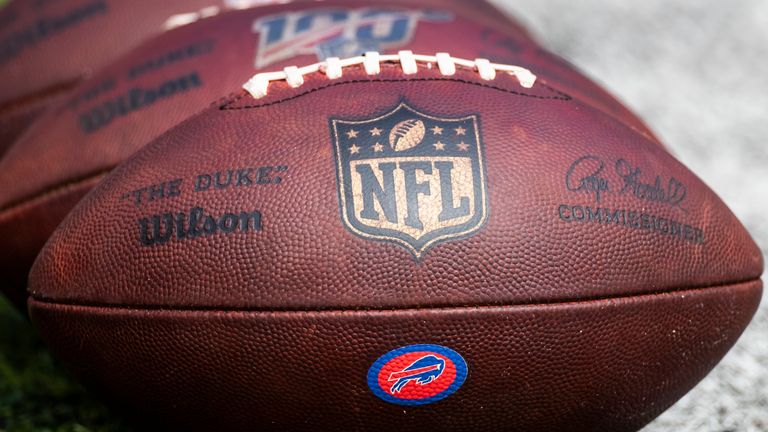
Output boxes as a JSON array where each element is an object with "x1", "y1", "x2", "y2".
[{"x1": 331, "y1": 103, "x2": 488, "y2": 258}]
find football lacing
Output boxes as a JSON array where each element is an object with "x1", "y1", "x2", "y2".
[{"x1": 243, "y1": 51, "x2": 537, "y2": 99}]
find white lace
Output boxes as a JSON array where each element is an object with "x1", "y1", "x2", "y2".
[
  {"x1": 164, "y1": 6, "x2": 222, "y2": 30},
  {"x1": 243, "y1": 51, "x2": 537, "y2": 99}
]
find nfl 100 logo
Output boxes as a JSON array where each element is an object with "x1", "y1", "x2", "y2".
[
  {"x1": 331, "y1": 103, "x2": 488, "y2": 258},
  {"x1": 251, "y1": 8, "x2": 452, "y2": 68}
]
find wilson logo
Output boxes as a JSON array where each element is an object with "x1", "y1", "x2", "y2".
[
  {"x1": 251, "y1": 8, "x2": 451, "y2": 68},
  {"x1": 138, "y1": 207, "x2": 262, "y2": 246},
  {"x1": 367, "y1": 344, "x2": 468, "y2": 405},
  {"x1": 331, "y1": 103, "x2": 488, "y2": 258}
]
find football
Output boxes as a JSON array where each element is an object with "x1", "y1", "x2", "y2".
[
  {"x1": 0, "y1": 0, "x2": 233, "y2": 154},
  {"x1": 0, "y1": 0, "x2": 659, "y2": 312},
  {"x1": 0, "y1": 0, "x2": 529, "y2": 155},
  {"x1": 28, "y1": 52, "x2": 763, "y2": 431},
  {"x1": 390, "y1": 119, "x2": 427, "y2": 151}
]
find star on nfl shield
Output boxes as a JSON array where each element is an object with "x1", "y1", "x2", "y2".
[{"x1": 331, "y1": 103, "x2": 488, "y2": 258}]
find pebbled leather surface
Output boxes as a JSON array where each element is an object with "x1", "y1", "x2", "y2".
[
  {"x1": 0, "y1": 174, "x2": 103, "y2": 311},
  {"x1": 29, "y1": 281, "x2": 762, "y2": 431},
  {"x1": 0, "y1": 1, "x2": 662, "y2": 312},
  {"x1": 29, "y1": 65, "x2": 763, "y2": 309},
  {"x1": 28, "y1": 45, "x2": 764, "y2": 431},
  {"x1": 0, "y1": 0, "x2": 221, "y2": 150},
  {"x1": 0, "y1": 89, "x2": 69, "y2": 158},
  {"x1": 0, "y1": 0, "x2": 528, "y2": 150}
]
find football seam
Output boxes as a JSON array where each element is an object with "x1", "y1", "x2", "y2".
[
  {"x1": 0, "y1": 74, "x2": 570, "y2": 216},
  {"x1": 0, "y1": 77, "x2": 81, "y2": 116},
  {"x1": 0, "y1": 169, "x2": 109, "y2": 218},
  {"x1": 230, "y1": 62, "x2": 660, "y2": 147},
  {"x1": 221, "y1": 74, "x2": 572, "y2": 111},
  {"x1": 27, "y1": 277, "x2": 762, "y2": 313},
  {"x1": 0, "y1": 70, "x2": 633, "y2": 222}
]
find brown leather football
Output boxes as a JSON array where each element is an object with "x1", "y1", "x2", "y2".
[
  {"x1": 0, "y1": 0, "x2": 241, "y2": 154},
  {"x1": 0, "y1": 1, "x2": 658, "y2": 312},
  {"x1": 29, "y1": 51, "x2": 763, "y2": 430},
  {"x1": 0, "y1": 0, "x2": 535, "y2": 155}
]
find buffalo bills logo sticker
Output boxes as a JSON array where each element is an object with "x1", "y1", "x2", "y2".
[
  {"x1": 331, "y1": 103, "x2": 489, "y2": 258},
  {"x1": 367, "y1": 344, "x2": 468, "y2": 405}
]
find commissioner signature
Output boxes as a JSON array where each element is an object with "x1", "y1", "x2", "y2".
[
  {"x1": 565, "y1": 155, "x2": 688, "y2": 211},
  {"x1": 565, "y1": 156, "x2": 609, "y2": 202}
]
